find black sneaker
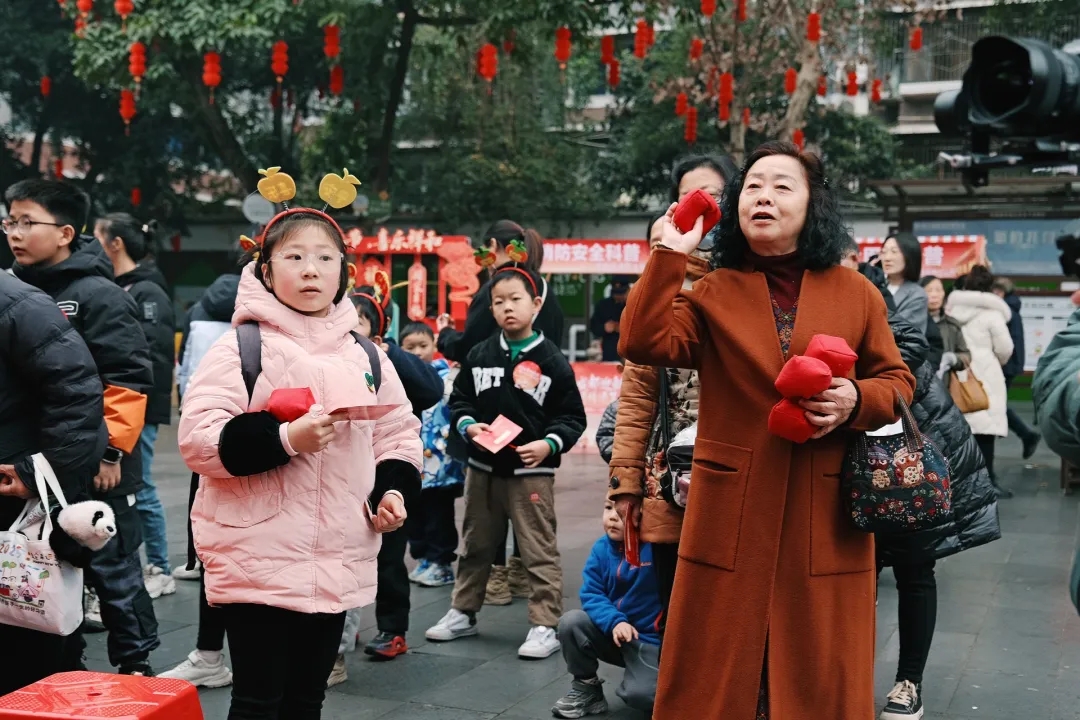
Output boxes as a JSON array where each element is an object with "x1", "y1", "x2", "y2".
[
  {"x1": 363, "y1": 631, "x2": 408, "y2": 661},
  {"x1": 880, "y1": 680, "x2": 923, "y2": 720},
  {"x1": 551, "y1": 678, "x2": 607, "y2": 718},
  {"x1": 119, "y1": 662, "x2": 154, "y2": 677}
]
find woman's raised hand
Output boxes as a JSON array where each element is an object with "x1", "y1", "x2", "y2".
[{"x1": 659, "y1": 202, "x2": 705, "y2": 255}]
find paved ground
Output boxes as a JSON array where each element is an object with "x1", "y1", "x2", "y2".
[{"x1": 83, "y1": 414, "x2": 1080, "y2": 719}]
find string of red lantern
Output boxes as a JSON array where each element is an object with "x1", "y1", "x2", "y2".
[
  {"x1": 846, "y1": 70, "x2": 858, "y2": 96},
  {"x1": 77, "y1": 0, "x2": 92, "y2": 19},
  {"x1": 871, "y1": 78, "x2": 882, "y2": 103},
  {"x1": 909, "y1": 26, "x2": 923, "y2": 51},
  {"x1": 271, "y1": 41, "x2": 289, "y2": 85},
  {"x1": 203, "y1": 51, "x2": 221, "y2": 104},
  {"x1": 736, "y1": 0, "x2": 747, "y2": 22},
  {"x1": 324, "y1": 24, "x2": 342, "y2": 98},
  {"x1": 634, "y1": 20, "x2": 648, "y2": 59},
  {"x1": 807, "y1": 11, "x2": 820, "y2": 42},
  {"x1": 503, "y1": 31, "x2": 515, "y2": 55},
  {"x1": 114, "y1": 0, "x2": 133, "y2": 31},
  {"x1": 120, "y1": 88, "x2": 136, "y2": 135},
  {"x1": 784, "y1": 67, "x2": 797, "y2": 94},
  {"x1": 719, "y1": 72, "x2": 734, "y2": 104},
  {"x1": 701, "y1": 0, "x2": 716, "y2": 16},
  {"x1": 793, "y1": 128, "x2": 805, "y2": 150},
  {"x1": 129, "y1": 41, "x2": 146, "y2": 92},
  {"x1": 689, "y1": 37, "x2": 704, "y2": 62},
  {"x1": 684, "y1": 106, "x2": 698, "y2": 144},
  {"x1": 554, "y1": 27, "x2": 571, "y2": 69},
  {"x1": 131, "y1": 187, "x2": 141, "y2": 207},
  {"x1": 742, "y1": 107, "x2": 751, "y2": 126},
  {"x1": 74, "y1": 16, "x2": 86, "y2": 37},
  {"x1": 40, "y1": 76, "x2": 51, "y2": 99},
  {"x1": 718, "y1": 98, "x2": 730, "y2": 122},
  {"x1": 675, "y1": 92, "x2": 688, "y2": 116},
  {"x1": 600, "y1": 35, "x2": 614, "y2": 65},
  {"x1": 477, "y1": 42, "x2": 498, "y2": 86},
  {"x1": 817, "y1": 75, "x2": 827, "y2": 96},
  {"x1": 329, "y1": 65, "x2": 344, "y2": 96},
  {"x1": 608, "y1": 59, "x2": 620, "y2": 89}
]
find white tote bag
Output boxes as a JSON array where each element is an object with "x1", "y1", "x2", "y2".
[{"x1": 0, "y1": 454, "x2": 83, "y2": 636}]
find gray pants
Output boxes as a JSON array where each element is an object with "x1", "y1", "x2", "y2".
[{"x1": 558, "y1": 609, "x2": 659, "y2": 714}]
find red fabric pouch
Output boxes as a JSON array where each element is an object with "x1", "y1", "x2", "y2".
[
  {"x1": 768, "y1": 398, "x2": 816, "y2": 444},
  {"x1": 805, "y1": 334, "x2": 858, "y2": 376},
  {"x1": 775, "y1": 355, "x2": 832, "y2": 398},
  {"x1": 672, "y1": 188, "x2": 721, "y2": 235},
  {"x1": 266, "y1": 388, "x2": 317, "y2": 423}
]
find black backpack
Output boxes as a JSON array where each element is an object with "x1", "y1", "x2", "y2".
[{"x1": 235, "y1": 321, "x2": 382, "y2": 405}]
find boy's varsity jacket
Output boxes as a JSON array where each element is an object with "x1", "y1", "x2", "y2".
[{"x1": 450, "y1": 332, "x2": 586, "y2": 476}]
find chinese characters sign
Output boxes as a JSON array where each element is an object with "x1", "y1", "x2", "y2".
[
  {"x1": 345, "y1": 227, "x2": 448, "y2": 254},
  {"x1": 856, "y1": 236, "x2": 987, "y2": 280},
  {"x1": 568, "y1": 362, "x2": 623, "y2": 454},
  {"x1": 541, "y1": 240, "x2": 650, "y2": 275}
]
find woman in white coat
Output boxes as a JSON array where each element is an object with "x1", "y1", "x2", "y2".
[{"x1": 946, "y1": 265, "x2": 1014, "y2": 498}]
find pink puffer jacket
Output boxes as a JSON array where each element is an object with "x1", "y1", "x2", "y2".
[{"x1": 179, "y1": 264, "x2": 422, "y2": 614}]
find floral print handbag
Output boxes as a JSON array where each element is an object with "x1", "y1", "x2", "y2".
[{"x1": 842, "y1": 390, "x2": 954, "y2": 534}]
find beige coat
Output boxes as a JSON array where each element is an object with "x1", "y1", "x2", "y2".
[{"x1": 946, "y1": 290, "x2": 1014, "y2": 437}]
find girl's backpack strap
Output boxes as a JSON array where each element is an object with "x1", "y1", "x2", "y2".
[
  {"x1": 235, "y1": 322, "x2": 262, "y2": 405},
  {"x1": 350, "y1": 331, "x2": 382, "y2": 393}
]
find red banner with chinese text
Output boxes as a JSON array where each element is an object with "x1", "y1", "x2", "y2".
[
  {"x1": 541, "y1": 239, "x2": 650, "y2": 275},
  {"x1": 568, "y1": 362, "x2": 623, "y2": 455},
  {"x1": 856, "y1": 236, "x2": 987, "y2": 280}
]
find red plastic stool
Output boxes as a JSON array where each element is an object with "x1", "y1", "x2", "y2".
[{"x1": 0, "y1": 672, "x2": 202, "y2": 719}]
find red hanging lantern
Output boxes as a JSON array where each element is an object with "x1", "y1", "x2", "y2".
[
  {"x1": 675, "y1": 92, "x2": 688, "y2": 116},
  {"x1": 270, "y1": 87, "x2": 281, "y2": 109},
  {"x1": 600, "y1": 35, "x2": 615, "y2": 65},
  {"x1": 793, "y1": 128, "x2": 805, "y2": 150},
  {"x1": 130, "y1": 187, "x2": 141, "y2": 207},
  {"x1": 129, "y1": 41, "x2": 146, "y2": 87},
  {"x1": 817, "y1": 75, "x2": 827, "y2": 96},
  {"x1": 784, "y1": 67, "x2": 797, "y2": 94},
  {"x1": 323, "y1": 24, "x2": 340, "y2": 60},
  {"x1": 689, "y1": 38, "x2": 704, "y2": 62},
  {"x1": 910, "y1": 27, "x2": 923, "y2": 52},
  {"x1": 502, "y1": 30, "x2": 516, "y2": 55},
  {"x1": 846, "y1": 71, "x2": 858, "y2": 96},
  {"x1": 807, "y1": 12, "x2": 821, "y2": 43},
  {"x1": 202, "y1": 51, "x2": 221, "y2": 104},
  {"x1": 684, "y1": 106, "x2": 698, "y2": 144},
  {"x1": 633, "y1": 20, "x2": 648, "y2": 59},
  {"x1": 40, "y1": 76, "x2": 51, "y2": 99},
  {"x1": 54, "y1": 158, "x2": 64, "y2": 179},
  {"x1": 329, "y1": 65, "x2": 344, "y2": 96},
  {"x1": 607, "y1": 59, "x2": 620, "y2": 89},
  {"x1": 74, "y1": 16, "x2": 86, "y2": 37},
  {"x1": 871, "y1": 77, "x2": 883, "y2": 103},
  {"x1": 119, "y1": 88, "x2": 136, "y2": 134},
  {"x1": 76, "y1": 0, "x2": 92, "y2": 18},
  {"x1": 271, "y1": 40, "x2": 289, "y2": 83},
  {"x1": 719, "y1": 72, "x2": 734, "y2": 104},
  {"x1": 477, "y1": 42, "x2": 498, "y2": 84},
  {"x1": 554, "y1": 26, "x2": 571, "y2": 68},
  {"x1": 742, "y1": 106, "x2": 750, "y2": 126},
  {"x1": 114, "y1": 0, "x2": 133, "y2": 31},
  {"x1": 718, "y1": 99, "x2": 730, "y2": 122},
  {"x1": 736, "y1": 0, "x2": 747, "y2": 22},
  {"x1": 701, "y1": 0, "x2": 716, "y2": 17}
]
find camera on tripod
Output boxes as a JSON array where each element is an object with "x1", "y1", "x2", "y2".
[{"x1": 934, "y1": 35, "x2": 1080, "y2": 187}]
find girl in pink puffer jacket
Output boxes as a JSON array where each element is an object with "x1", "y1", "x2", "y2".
[{"x1": 179, "y1": 208, "x2": 422, "y2": 719}]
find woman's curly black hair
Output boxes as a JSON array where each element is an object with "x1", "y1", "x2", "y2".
[{"x1": 710, "y1": 141, "x2": 851, "y2": 272}]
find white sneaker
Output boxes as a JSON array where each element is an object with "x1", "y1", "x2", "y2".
[
  {"x1": 144, "y1": 565, "x2": 177, "y2": 599},
  {"x1": 172, "y1": 562, "x2": 202, "y2": 581},
  {"x1": 518, "y1": 625, "x2": 560, "y2": 659},
  {"x1": 425, "y1": 608, "x2": 478, "y2": 642},
  {"x1": 158, "y1": 650, "x2": 233, "y2": 688}
]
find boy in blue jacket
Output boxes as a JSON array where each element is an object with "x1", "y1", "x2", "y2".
[{"x1": 552, "y1": 499, "x2": 661, "y2": 718}]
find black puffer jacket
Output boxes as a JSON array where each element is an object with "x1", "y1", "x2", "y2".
[
  {"x1": 875, "y1": 314, "x2": 1001, "y2": 566},
  {"x1": 116, "y1": 262, "x2": 175, "y2": 426},
  {"x1": 0, "y1": 273, "x2": 107, "y2": 565}
]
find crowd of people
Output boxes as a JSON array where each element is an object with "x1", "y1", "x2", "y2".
[{"x1": 0, "y1": 140, "x2": 1047, "y2": 720}]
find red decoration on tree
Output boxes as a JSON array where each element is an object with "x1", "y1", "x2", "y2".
[
  {"x1": 793, "y1": 128, "x2": 805, "y2": 150},
  {"x1": 129, "y1": 41, "x2": 146, "y2": 88},
  {"x1": 689, "y1": 38, "x2": 704, "y2": 62},
  {"x1": 119, "y1": 88, "x2": 136, "y2": 134},
  {"x1": 323, "y1": 24, "x2": 340, "y2": 60},
  {"x1": 270, "y1": 87, "x2": 281, "y2": 109},
  {"x1": 785, "y1": 67, "x2": 797, "y2": 94},
  {"x1": 74, "y1": 16, "x2": 86, "y2": 37},
  {"x1": 54, "y1": 158, "x2": 64, "y2": 179},
  {"x1": 202, "y1": 51, "x2": 221, "y2": 104},
  {"x1": 675, "y1": 92, "x2": 688, "y2": 116},
  {"x1": 77, "y1": 0, "x2": 92, "y2": 18},
  {"x1": 910, "y1": 26, "x2": 923, "y2": 51},
  {"x1": 607, "y1": 59, "x2": 620, "y2": 89},
  {"x1": 718, "y1": 99, "x2": 730, "y2": 122},
  {"x1": 736, "y1": 0, "x2": 747, "y2": 22},
  {"x1": 684, "y1": 106, "x2": 698, "y2": 144},
  {"x1": 719, "y1": 72, "x2": 734, "y2": 104},
  {"x1": 114, "y1": 0, "x2": 133, "y2": 31},
  {"x1": 701, "y1": 0, "x2": 716, "y2": 16},
  {"x1": 130, "y1": 187, "x2": 141, "y2": 207},
  {"x1": 871, "y1": 78, "x2": 883, "y2": 103},
  {"x1": 40, "y1": 76, "x2": 51, "y2": 99},
  {"x1": 554, "y1": 26, "x2": 571, "y2": 68},
  {"x1": 742, "y1": 106, "x2": 751, "y2": 126},
  {"x1": 600, "y1": 35, "x2": 615, "y2": 65},
  {"x1": 846, "y1": 71, "x2": 858, "y2": 96},
  {"x1": 817, "y1": 75, "x2": 827, "y2": 96},
  {"x1": 502, "y1": 30, "x2": 515, "y2": 55},
  {"x1": 477, "y1": 42, "x2": 498, "y2": 84},
  {"x1": 807, "y1": 12, "x2": 821, "y2": 42},
  {"x1": 329, "y1": 65, "x2": 344, "y2": 96},
  {"x1": 271, "y1": 41, "x2": 289, "y2": 83},
  {"x1": 634, "y1": 20, "x2": 648, "y2": 59}
]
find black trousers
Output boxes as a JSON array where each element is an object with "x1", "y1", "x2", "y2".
[
  {"x1": 407, "y1": 486, "x2": 460, "y2": 565},
  {"x1": 881, "y1": 559, "x2": 937, "y2": 685},
  {"x1": 197, "y1": 569, "x2": 227, "y2": 652},
  {"x1": 222, "y1": 604, "x2": 345, "y2": 720},
  {"x1": 375, "y1": 526, "x2": 410, "y2": 635},
  {"x1": 185, "y1": 471, "x2": 198, "y2": 571},
  {"x1": 974, "y1": 434, "x2": 996, "y2": 479},
  {"x1": 652, "y1": 542, "x2": 679, "y2": 638},
  {"x1": 0, "y1": 623, "x2": 83, "y2": 695}
]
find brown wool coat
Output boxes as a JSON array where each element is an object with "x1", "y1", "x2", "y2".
[
  {"x1": 607, "y1": 254, "x2": 711, "y2": 545},
  {"x1": 619, "y1": 249, "x2": 915, "y2": 720}
]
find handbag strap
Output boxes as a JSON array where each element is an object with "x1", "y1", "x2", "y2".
[{"x1": 854, "y1": 389, "x2": 923, "y2": 462}]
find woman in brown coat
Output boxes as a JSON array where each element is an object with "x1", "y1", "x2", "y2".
[{"x1": 619, "y1": 142, "x2": 915, "y2": 720}]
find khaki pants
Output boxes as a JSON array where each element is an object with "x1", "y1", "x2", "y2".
[{"x1": 451, "y1": 467, "x2": 562, "y2": 627}]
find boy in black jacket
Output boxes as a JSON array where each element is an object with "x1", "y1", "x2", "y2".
[
  {"x1": 426, "y1": 262, "x2": 585, "y2": 660},
  {"x1": 6, "y1": 180, "x2": 159, "y2": 676}
]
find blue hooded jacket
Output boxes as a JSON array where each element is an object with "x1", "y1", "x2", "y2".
[{"x1": 580, "y1": 536, "x2": 662, "y2": 645}]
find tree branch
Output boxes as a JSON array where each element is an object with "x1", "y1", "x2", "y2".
[{"x1": 373, "y1": 2, "x2": 419, "y2": 193}]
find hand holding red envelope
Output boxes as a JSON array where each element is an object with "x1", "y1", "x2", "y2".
[{"x1": 471, "y1": 415, "x2": 523, "y2": 454}]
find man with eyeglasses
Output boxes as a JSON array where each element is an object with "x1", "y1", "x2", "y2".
[{"x1": 4, "y1": 179, "x2": 159, "y2": 677}]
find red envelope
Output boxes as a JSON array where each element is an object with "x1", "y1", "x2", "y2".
[
  {"x1": 328, "y1": 405, "x2": 398, "y2": 421},
  {"x1": 672, "y1": 188, "x2": 721, "y2": 235},
  {"x1": 472, "y1": 415, "x2": 523, "y2": 454},
  {"x1": 806, "y1": 334, "x2": 858, "y2": 376},
  {"x1": 266, "y1": 388, "x2": 316, "y2": 422}
]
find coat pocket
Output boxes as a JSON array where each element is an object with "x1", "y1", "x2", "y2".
[
  {"x1": 213, "y1": 492, "x2": 284, "y2": 528},
  {"x1": 811, "y1": 452, "x2": 874, "y2": 576},
  {"x1": 677, "y1": 438, "x2": 752, "y2": 571}
]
